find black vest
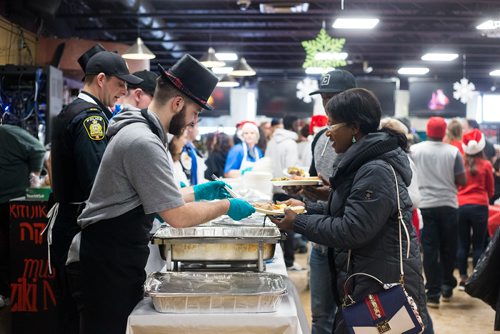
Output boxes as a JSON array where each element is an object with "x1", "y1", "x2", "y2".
[{"x1": 51, "y1": 99, "x2": 105, "y2": 203}]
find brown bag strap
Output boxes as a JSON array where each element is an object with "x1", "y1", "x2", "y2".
[{"x1": 344, "y1": 163, "x2": 411, "y2": 296}]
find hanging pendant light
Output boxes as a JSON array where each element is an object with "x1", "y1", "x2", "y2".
[
  {"x1": 200, "y1": 47, "x2": 226, "y2": 68},
  {"x1": 217, "y1": 75, "x2": 240, "y2": 87},
  {"x1": 230, "y1": 57, "x2": 256, "y2": 76},
  {"x1": 123, "y1": 37, "x2": 156, "y2": 60}
]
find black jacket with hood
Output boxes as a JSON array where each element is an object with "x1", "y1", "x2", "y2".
[{"x1": 294, "y1": 131, "x2": 430, "y2": 333}]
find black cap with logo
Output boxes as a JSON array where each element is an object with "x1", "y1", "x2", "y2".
[
  {"x1": 85, "y1": 51, "x2": 143, "y2": 85},
  {"x1": 309, "y1": 70, "x2": 357, "y2": 95},
  {"x1": 127, "y1": 70, "x2": 158, "y2": 96}
]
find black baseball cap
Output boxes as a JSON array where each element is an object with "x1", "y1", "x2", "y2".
[
  {"x1": 309, "y1": 70, "x2": 356, "y2": 95},
  {"x1": 85, "y1": 51, "x2": 143, "y2": 85},
  {"x1": 127, "y1": 70, "x2": 158, "y2": 96}
]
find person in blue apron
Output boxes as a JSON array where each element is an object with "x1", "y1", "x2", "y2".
[
  {"x1": 49, "y1": 49, "x2": 142, "y2": 334},
  {"x1": 224, "y1": 121, "x2": 263, "y2": 178},
  {"x1": 68, "y1": 55, "x2": 256, "y2": 334},
  {"x1": 180, "y1": 121, "x2": 206, "y2": 185}
]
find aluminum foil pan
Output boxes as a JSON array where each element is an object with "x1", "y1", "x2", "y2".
[{"x1": 145, "y1": 271, "x2": 287, "y2": 313}]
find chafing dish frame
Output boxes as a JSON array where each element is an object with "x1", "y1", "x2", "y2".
[{"x1": 152, "y1": 226, "x2": 282, "y2": 272}]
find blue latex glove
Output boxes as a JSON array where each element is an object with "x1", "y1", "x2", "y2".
[
  {"x1": 241, "y1": 167, "x2": 253, "y2": 175},
  {"x1": 227, "y1": 198, "x2": 256, "y2": 221},
  {"x1": 193, "y1": 181, "x2": 231, "y2": 201}
]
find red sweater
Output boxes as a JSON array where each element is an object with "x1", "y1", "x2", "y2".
[
  {"x1": 458, "y1": 158, "x2": 494, "y2": 207},
  {"x1": 448, "y1": 139, "x2": 464, "y2": 155}
]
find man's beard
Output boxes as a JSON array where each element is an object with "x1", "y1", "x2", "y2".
[{"x1": 169, "y1": 106, "x2": 188, "y2": 136}]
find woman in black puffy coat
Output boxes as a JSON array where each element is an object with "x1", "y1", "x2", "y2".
[{"x1": 272, "y1": 88, "x2": 433, "y2": 334}]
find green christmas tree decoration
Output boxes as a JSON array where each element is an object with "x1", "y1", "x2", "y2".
[{"x1": 302, "y1": 28, "x2": 347, "y2": 69}]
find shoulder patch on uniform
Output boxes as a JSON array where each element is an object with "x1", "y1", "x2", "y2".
[{"x1": 83, "y1": 115, "x2": 106, "y2": 140}]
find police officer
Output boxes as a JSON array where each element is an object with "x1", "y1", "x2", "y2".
[
  {"x1": 50, "y1": 51, "x2": 142, "y2": 334},
  {"x1": 70, "y1": 55, "x2": 255, "y2": 334}
]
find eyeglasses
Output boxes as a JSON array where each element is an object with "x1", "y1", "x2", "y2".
[{"x1": 327, "y1": 123, "x2": 347, "y2": 132}]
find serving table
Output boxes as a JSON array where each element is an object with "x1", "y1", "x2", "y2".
[{"x1": 126, "y1": 245, "x2": 309, "y2": 334}]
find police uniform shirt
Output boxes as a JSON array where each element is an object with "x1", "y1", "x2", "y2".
[{"x1": 51, "y1": 91, "x2": 112, "y2": 203}]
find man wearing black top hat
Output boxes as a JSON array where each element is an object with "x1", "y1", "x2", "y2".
[
  {"x1": 119, "y1": 70, "x2": 158, "y2": 112},
  {"x1": 69, "y1": 54, "x2": 255, "y2": 334},
  {"x1": 50, "y1": 49, "x2": 142, "y2": 334}
]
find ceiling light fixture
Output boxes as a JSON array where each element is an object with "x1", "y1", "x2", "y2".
[
  {"x1": 122, "y1": 37, "x2": 156, "y2": 60},
  {"x1": 215, "y1": 52, "x2": 238, "y2": 61},
  {"x1": 217, "y1": 75, "x2": 240, "y2": 87},
  {"x1": 230, "y1": 57, "x2": 256, "y2": 76},
  {"x1": 211, "y1": 66, "x2": 234, "y2": 75},
  {"x1": 259, "y1": 3, "x2": 309, "y2": 14},
  {"x1": 398, "y1": 67, "x2": 429, "y2": 75},
  {"x1": 332, "y1": 18, "x2": 380, "y2": 29},
  {"x1": 305, "y1": 67, "x2": 335, "y2": 75},
  {"x1": 314, "y1": 52, "x2": 348, "y2": 60},
  {"x1": 489, "y1": 69, "x2": 500, "y2": 76},
  {"x1": 476, "y1": 20, "x2": 500, "y2": 30},
  {"x1": 421, "y1": 53, "x2": 459, "y2": 61},
  {"x1": 200, "y1": 47, "x2": 226, "y2": 68}
]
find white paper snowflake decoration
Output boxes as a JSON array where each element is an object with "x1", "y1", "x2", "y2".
[
  {"x1": 453, "y1": 78, "x2": 476, "y2": 104},
  {"x1": 296, "y1": 78, "x2": 319, "y2": 103}
]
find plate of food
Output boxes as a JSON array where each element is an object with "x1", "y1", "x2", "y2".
[
  {"x1": 271, "y1": 176, "x2": 323, "y2": 187},
  {"x1": 282, "y1": 166, "x2": 310, "y2": 178},
  {"x1": 252, "y1": 202, "x2": 306, "y2": 216}
]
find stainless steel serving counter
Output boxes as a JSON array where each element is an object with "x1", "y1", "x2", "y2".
[{"x1": 126, "y1": 245, "x2": 310, "y2": 334}]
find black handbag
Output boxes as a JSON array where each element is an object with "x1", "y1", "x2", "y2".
[{"x1": 341, "y1": 164, "x2": 425, "y2": 334}]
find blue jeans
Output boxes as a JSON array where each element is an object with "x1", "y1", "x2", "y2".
[
  {"x1": 309, "y1": 245, "x2": 336, "y2": 334},
  {"x1": 420, "y1": 206, "x2": 458, "y2": 299},
  {"x1": 457, "y1": 204, "x2": 488, "y2": 277}
]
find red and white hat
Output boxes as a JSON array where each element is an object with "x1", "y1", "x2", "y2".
[
  {"x1": 237, "y1": 121, "x2": 260, "y2": 140},
  {"x1": 462, "y1": 129, "x2": 485, "y2": 155},
  {"x1": 309, "y1": 115, "x2": 328, "y2": 134}
]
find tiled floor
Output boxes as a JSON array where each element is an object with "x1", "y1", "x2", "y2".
[{"x1": 290, "y1": 250, "x2": 497, "y2": 334}]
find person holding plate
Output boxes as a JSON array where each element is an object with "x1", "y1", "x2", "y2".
[{"x1": 271, "y1": 88, "x2": 432, "y2": 334}]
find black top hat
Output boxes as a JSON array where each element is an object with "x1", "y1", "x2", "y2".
[
  {"x1": 158, "y1": 54, "x2": 219, "y2": 110},
  {"x1": 78, "y1": 44, "x2": 106, "y2": 72},
  {"x1": 85, "y1": 51, "x2": 143, "y2": 85},
  {"x1": 128, "y1": 70, "x2": 158, "y2": 96},
  {"x1": 309, "y1": 70, "x2": 357, "y2": 95}
]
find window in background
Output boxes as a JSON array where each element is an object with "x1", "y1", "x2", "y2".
[{"x1": 481, "y1": 94, "x2": 500, "y2": 123}]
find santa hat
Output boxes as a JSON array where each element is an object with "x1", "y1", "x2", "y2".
[
  {"x1": 238, "y1": 121, "x2": 260, "y2": 140},
  {"x1": 309, "y1": 115, "x2": 328, "y2": 134},
  {"x1": 462, "y1": 129, "x2": 485, "y2": 155}
]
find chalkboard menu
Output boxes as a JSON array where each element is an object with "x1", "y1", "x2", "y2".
[{"x1": 9, "y1": 198, "x2": 56, "y2": 334}]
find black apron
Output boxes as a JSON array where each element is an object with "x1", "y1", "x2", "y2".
[
  {"x1": 80, "y1": 205, "x2": 154, "y2": 334},
  {"x1": 79, "y1": 109, "x2": 159, "y2": 334}
]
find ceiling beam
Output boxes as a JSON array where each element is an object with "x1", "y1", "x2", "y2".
[
  {"x1": 62, "y1": 12, "x2": 484, "y2": 21},
  {"x1": 117, "y1": 39, "x2": 500, "y2": 49}
]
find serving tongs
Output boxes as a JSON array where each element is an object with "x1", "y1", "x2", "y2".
[{"x1": 211, "y1": 174, "x2": 241, "y2": 198}]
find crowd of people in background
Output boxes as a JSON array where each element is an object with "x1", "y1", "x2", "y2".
[
  {"x1": 3, "y1": 55, "x2": 500, "y2": 333},
  {"x1": 171, "y1": 72, "x2": 500, "y2": 333}
]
